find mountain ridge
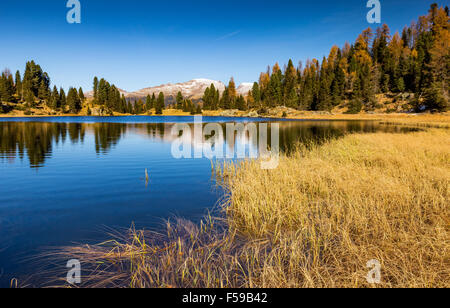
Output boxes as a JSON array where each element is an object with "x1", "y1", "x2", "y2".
[{"x1": 86, "y1": 79, "x2": 253, "y2": 101}]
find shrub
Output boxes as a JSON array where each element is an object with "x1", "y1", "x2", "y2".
[{"x1": 345, "y1": 99, "x2": 363, "y2": 114}]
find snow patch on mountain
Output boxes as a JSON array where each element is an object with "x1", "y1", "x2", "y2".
[
  {"x1": 237, "y1": 82, "x2": 253, "y2": 96},
  {"x1": 129, "y1": 79, "x2": 226, "y2": 100},
  {"x1": 86, "y1": 79, "x2": 253, "y2": 100}
]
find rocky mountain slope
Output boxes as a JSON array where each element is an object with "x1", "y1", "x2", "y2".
[{"x1": 86, "y1": 79, "x2": 253, "y2": 101}]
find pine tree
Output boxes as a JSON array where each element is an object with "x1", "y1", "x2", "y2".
[
  {"x1": 176, "y1": 91, "x2": 184, "y2": 110},
  {"x1": 283, "y1": 59, "x2": 298, "y2": 107},
  {"x1": 22, "y1": 61, "x2": 50, "y2": 98},
  {"x1": 59, "y1": 88, "x2": 66, "y2": 110},
  {"x1": 93, "y1": 77, "x2": 99, "y2": 102},
  {"x1": 202, "y1": 87, "x2": 210, "y2": 110},
  {"x1": 156, "y1": 92, "x2": 165, "y2": 115},
  {"x1": 151, "y1": 93, "x2": 156, "y2": 110},
  {"x1": 97, "y1": 78, "x2": 108, "y2": 105},
  {"x1": 15, "y1": 70, "x2": 22, "y2": 100},
  {"x1": 267, "y1": 63, "x2": 283, "y2": 107},
  {"x1": 236, "y1": 95, "x2": 247, "y2": 111},
  {"x1": 120, "y1": 95, "x2": 127, "y2": 113},
  {"x1": 0, "y1": 70, "x2": 15, "y2": 103},
  {"x1": 214, "y1": 89, "x2": 220, "y2": 110},
  {"x1": 397, "y1": 77, "x2": 406, "y2": 93},
  {"x1": 78, "y1": 87, "x2": 85, "y2": 102},
  {"x1": 220, "y1": 88, "x2": 230, "y2": 109},
  {"x1": 146, "y1": 95, "x2": 152, "y2": 111},
  {"x1": 25, "y1": 89, "x2": 35, "y2": 107},
  {"x1": 251, "y1": 82, "x2": 261, "y2": 105},
  {"x1": 67, "y1": 87, "x2": 81, "y2": 113},
  {"x1": 49, "y1": 86, "x2": 60, "y2": 110},
  {"x1": 38, "y1": 80, "x2": 50, "y2": 101},
  {"x1": 424, "y1": 81, "x2": 448, "y2": 111}
]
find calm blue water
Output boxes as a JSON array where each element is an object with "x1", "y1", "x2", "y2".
[{"x1": 0, "y1": 116, "x2": 415, "y2": 287}]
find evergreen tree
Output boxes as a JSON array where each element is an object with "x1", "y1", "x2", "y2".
[
  {"x1": 49, "y1": 86, "x2": 60, "y2": 110},
  {"x1": 214, "y1": 89, "x2": 220, "y2": 110},
  {"x1": 155, "y1": 92, "x2": 165, "y2": 115},
  {"x1": 202, "y1": 86, "x2": 211, "y2": 110},
  {"x1": 251, "y1": 82, "x2": 261, "y2": 106},
  {"x1": 93, "y1": 77, "x2": 99, "y2": 102},
  {"x1": 267, "y1": 64, "x2": 283, "y2": 107},
  {"x1": 176, "y1": 91, "x2": 184, "y2": 110},
  {"x1": 0, "y1": 70, "x2": 15, "y2": 103},
  {"x1": 283, "y1": 59, "x2": 298, "y2": 107},
  {"x1": 135, "y1": 99, "x2": 144, "y2": 114},
  {"x1": 15, "y1": 70, "x2": 22, "y2": 100},
  {"x1": 22, "y1": 61, "x2": 50, "y2": 99},
  {"x1": 236, "y1": 95, "x2": 247, "y2": 111},
  {"x1": 120, "y1": 95, "x2": 127, "y2": 113},
  {"x1": 59, "y1": 88, "x2": 66, "y2": 110},
  {"x1": 78, "y1": 87, "x2": 85, "y2": 102},
  {"x1": 25, "y1": 89, "x2": 35, "y2": 107},
  {"x1": 220, "y1": 87, "x2": 231, "y2": 109},
  {"x1": 196, "y1": 104, "x2": 202, "y2": 114},
  {"x1": 97, "y1": 78, "x2": 108, "y2": 105},
  {"x1": 151, "y1": 93, "x2": 156, "y2": 110},
  {"x1": 67, "y1": 87, "x2": 81, "y2": 113},
  {"x1": 424, "y1": 81, "x2": 448, "y2": 111},
  {"x1": 146, "y1": 94, "x2": 152, "y2": 111}
]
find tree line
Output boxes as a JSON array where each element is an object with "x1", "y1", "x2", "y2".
[
  {"x1": 92, "y1": 76, "x2": 204, "y2": 115},
  {"x1": 0, "y1": 60, "x2": 85, "y2": 113},
  {"x1": 92, "y1": 77, "x2": 169, "y2": 115},
  {"x1": 201, "y1": 4, "x2": 448, "y2": 113},
  {"x1": 202, "y1": 78, "x2": 247, "y2": 111},
  {"x1": 247, "y1": 4, "x2": 449, "y2": 113}
]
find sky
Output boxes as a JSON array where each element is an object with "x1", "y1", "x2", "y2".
[{"x1": 0, "y1": 0, "x2": 446, "y2": 92}]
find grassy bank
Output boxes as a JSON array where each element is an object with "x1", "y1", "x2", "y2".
[
  {"x1": 2, "y1": 107, "x2": 449, "y2": 125},
  {"x1": 56, "y1": 128, "x2": 449, "y2": 288}
]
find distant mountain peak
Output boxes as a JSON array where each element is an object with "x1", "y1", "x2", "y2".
[{"x1": 86, "y1": 79, "x2": 253, "y2": 100}]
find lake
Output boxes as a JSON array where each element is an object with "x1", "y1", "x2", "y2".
[{"x1": 0, "y1": 116, "x2": 417, "y2": 287}]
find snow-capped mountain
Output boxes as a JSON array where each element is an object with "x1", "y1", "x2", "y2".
[
  {"x1": 236, "y1": 83, "x2": 254, "y2": 96},
  {"x1": 127, "y1": 79, "x2": 226, "y2": 100},
  {"x1": 86, "y1": 79, "x2": 253, "y2": 101}
]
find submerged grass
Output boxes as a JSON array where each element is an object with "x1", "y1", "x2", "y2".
[{"x1": 56, "y1": 128, "x2": 449, "y2": 288}]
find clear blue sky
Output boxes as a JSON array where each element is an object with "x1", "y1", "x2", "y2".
[{"x1": 0, "y1": 0, "x2": 444, "y2": 92}]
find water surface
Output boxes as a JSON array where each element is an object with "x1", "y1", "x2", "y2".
[{"x1": 0, "y1": 116, "x2": 416, "y2": 286}]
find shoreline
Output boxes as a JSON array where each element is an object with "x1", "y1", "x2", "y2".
[
  {"x1": 1, "y1": 110, "x2": 449, "y2": 119},
  {"x1": 1, "y1": 112, "x2": 449, "y2": 129}
]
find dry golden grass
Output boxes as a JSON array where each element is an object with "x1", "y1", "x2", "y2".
[
  {"x1": 55, "y1": 128, "x2": 449, "y2": 288},
  {"x1": 378, "y1": 114, "x2": 450, "y2": 129},
  {"x1": 283, "y1": 111, "x2": 450, "y2": 127},
  {"x1": 219, "y1": 129, "x2": 449, "y2": 288}
]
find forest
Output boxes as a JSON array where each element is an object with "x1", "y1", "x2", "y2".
[{"x1": 204, "y1": 3, "x2": 449, "y2": 113}]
